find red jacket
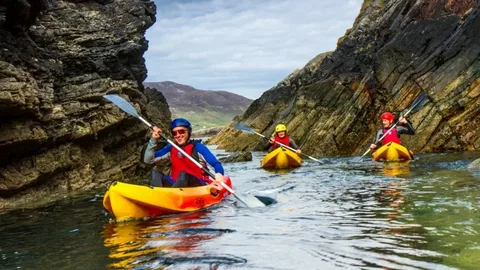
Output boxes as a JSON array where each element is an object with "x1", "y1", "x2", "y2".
[
  {"x1": 170, "y1": 142, "x2": 206, "y2": 181},
  {"x1": 382, "y1": 128, "x2": 401, "y2": 145},
  {"x1": 273, "y1": 135, "x2": 291, "y2": 148}
]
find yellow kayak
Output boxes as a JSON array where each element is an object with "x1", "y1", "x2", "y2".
[
  {"x1": 103, "y1": 177, "x2": 232, "y2": 221},
  {"x1": 372, "y1": 142, "x2": 414, "y2": 162},
  {"x1": 261, "y1": 147, "x2": 302, "y2": 169}
]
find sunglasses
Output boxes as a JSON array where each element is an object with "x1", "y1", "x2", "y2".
[{"x1": 172, "y1": 129, "x2": 187, "y2": 136}]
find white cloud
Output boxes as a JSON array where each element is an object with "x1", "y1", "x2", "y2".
[{"x1": 145, "y1": 0, "x2": 363, "y2": 99}]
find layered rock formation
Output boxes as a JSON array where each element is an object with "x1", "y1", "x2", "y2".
[
  {"x1": 210, "y1": 0, "x2": 480, "y2": 156},
  {"x1": 0, "y1": 0, "x2": 169, "y2": 208}
]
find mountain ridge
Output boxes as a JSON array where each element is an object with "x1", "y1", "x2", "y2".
[{"x1": 144, "y1": 81, "x2": 252, "y2": 128}]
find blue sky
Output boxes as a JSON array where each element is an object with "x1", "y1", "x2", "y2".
[{"x1": 145, "y1": 0, "x2": 363, "y2": 99}]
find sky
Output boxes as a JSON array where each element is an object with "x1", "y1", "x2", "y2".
[{"x1": 145, "y1": 0, "x2": 363, "y2": 99}]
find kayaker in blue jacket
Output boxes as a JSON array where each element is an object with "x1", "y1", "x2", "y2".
[
  {"x1": 264, "y1": 124, "x2": 301, "y2": 154},
  {"x1": 143, "y1": 118, "x2": 224, "y2": 188}
]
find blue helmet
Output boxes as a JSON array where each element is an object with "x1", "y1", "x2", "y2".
[{"x1": 170, "y1": 118, "x2": 192, "y2": 131}]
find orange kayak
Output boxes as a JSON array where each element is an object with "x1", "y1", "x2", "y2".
[{"x1": 103, "y1": 177, "x2": 232, "y2": 221}]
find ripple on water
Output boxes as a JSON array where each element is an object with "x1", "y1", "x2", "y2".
[
  {"x1": 2, "y1": 151, "x2": 480, "y2": 269},
  {"x1": 101, "y1": 208, "x2": 250, "y2": 269}
]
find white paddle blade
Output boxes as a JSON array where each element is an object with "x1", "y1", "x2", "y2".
[
  {"x1": 246, "y1": 189, "x2": 278, "y2": 206},
  {"x1": 103, "y1": 94, "x2": 140, "y2": 118},
  {"x1": 234, "y1": 122, "x2": 255, "y2": 134},
  {"x1": 238, "y1": 195, "x2": 272, "y2": 207}
]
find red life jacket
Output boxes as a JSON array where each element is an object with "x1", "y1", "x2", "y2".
[
  {"x1": 170, "y1": 141, "x2": 208, "y2": 181},
  {"x1": 382, "y1": 127, "x2": 401, "y2": 145},
  {"x1": 273, "y1": 135, "x2": 291, "y2": 149}
]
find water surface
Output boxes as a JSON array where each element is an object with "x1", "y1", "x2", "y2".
[{"x1": 1, "y1": 151, "x2": 480, "y2": 269}]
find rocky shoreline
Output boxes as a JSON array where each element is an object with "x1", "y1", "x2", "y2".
[{"x1": 0, "y1": 0, "x2": 168, "y2": 208}]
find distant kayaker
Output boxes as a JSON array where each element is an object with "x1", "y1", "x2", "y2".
[
  {"x1": 143, "y1": 118, "x2": 224, "y2": 188},
  {"x1": 264, "y1": 124, "x2": 302, "y2": 154},
  {"x1": 369, "y1": 112, "x2": 415, "y2": 150}
]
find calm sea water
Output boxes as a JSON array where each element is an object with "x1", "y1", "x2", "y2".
[{"x1": 1, "y1": 150, "x2": 480, "y2": 269}]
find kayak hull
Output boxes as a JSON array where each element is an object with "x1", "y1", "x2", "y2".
[
  {"x1": 103, "y1": 177, "x2": 232, "y2": 221},
  {"x1": 261, "y1": 147, "x2": 302, "y2": 169},
  {"x1": 372, "y1": 142, "x2": 413, "y2": 162}
]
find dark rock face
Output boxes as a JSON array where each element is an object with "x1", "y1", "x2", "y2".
[
  {"x1": 218, "y1": 151, "x2": 253, "y2": 163},
  {"x1": 0, "y1": 0, "x2": 170, "y2": 208},
  {"x1": 210, "y1": 0, "x2": 480, "y2": 157}
]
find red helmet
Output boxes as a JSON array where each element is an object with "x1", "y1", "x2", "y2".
[{"x1": 381, "y1": 112, "x2": 394, "y2": 121}]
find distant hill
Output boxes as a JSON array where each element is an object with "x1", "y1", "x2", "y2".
[{"x1": 143, "y1": 81, "x2": 252, "y2": 128}]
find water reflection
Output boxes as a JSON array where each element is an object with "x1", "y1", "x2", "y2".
[
  {"x1": 381, "y1": 161, "x2": 411, "y2": 177},
  {"x1": 102, "y1": 210, "x2": 244, "y2": 269},
  {"x1": 378, "y1": 162, "x2": 411, "y2": 209}
]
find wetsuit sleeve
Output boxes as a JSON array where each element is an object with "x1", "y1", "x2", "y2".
[
  {"x1": 195, "y1": 143, "x2": 225, "y2": 175},
  {"x1": 143, "y1": 138, "x2": 171, "y2": 164},
  {"x1": 396, "y1": 121, "x2": 415, "y2": 135},
  {"x1": 374, "y1": 130, "x2": 383, "y2": 144},
  {"x1": 263, "y1": 140, "x2": 273, "y2": 150},
  {"x1": 289, "y1": 138, "x2": 299, "y2": 150}
]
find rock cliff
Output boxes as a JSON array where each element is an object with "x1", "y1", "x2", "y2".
[
  {"x1": 0, "y1": 0, "x2": 169, "y2": 208},
  {"x1": 209, "y1": 0, "x2": 480, "y2": 156}
]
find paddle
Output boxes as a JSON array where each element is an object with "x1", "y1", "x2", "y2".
[
  {"x1": 234, "y1": 122, "x2": 324, "y2": 164},
  {"x1": 103, "y1": 94, "x2": 265, "y2": 208},
  {"x1": 355, "y1": 93, "x2": 428, "y2": 162}
]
